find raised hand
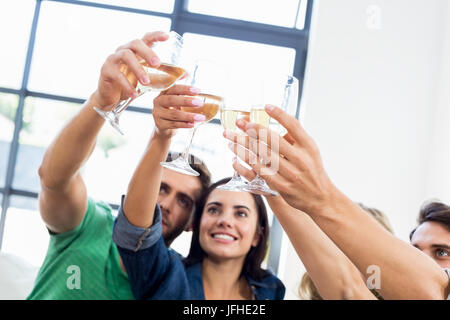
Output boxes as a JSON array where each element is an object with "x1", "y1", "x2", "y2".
[
  {"x1": 153, "y1": 85, "x2": 206, "y2": 138},
  {"x1": 92, "y1": 31, "x2": 168, "y2": 111},
  {"x1": 224, "y1": 104, "x2": 338, "y2": 214}
]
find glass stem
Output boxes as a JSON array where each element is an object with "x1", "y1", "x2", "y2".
[
  {"x1": 182, "y1": 126, "x2": 198, "y2": 162},
  {"x1": 113, "y1": 89, "x2": 147, "y2": 116}
]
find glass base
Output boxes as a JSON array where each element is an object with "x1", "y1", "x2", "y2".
[
  {"x1": 160, "y1": 157, "x2": 200, "y2": 176},
  {"x1": 217, "y1": 178, "x2": 248, "y2": 192},
  {"x1": 242, "y1": 177, "x2": 279, "y2": 197},
  {"x1": 93, "y1": 106, "x2": 124, "y2": 135}
]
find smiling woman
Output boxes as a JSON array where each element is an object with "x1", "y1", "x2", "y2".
[
  {"x1": 185, "y1": 178, "x2": 268, "y2": 274},
  {"x1": 115, "y1": 177, "x2": 285, "y2": 300}
]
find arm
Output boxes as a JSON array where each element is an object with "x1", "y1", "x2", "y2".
[
  {"x1": 268, "y1": 196, "x2": 376, "y2": 300},
  {"x1": 225, "y1": 105, "x2": 449, "y2": 300},
  {"x1": 113, "y1": 203, "x2": 190, "y2": 299},
  {"x1": 122, "y1": 85, "x2": 204, "y2": 228},
  {"x1": 38, "y1": 31, "x2": 168, "y2": 233},
  {"x1": 234, "y1": 161, "x2": 375, "y2": 300}
]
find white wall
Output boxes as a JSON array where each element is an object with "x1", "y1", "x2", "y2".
[
  {"x1": 425, "y1": 1, "x2": 450, "y2": 204},
  {"x1": 281, "y1": 0, "x2": 450, "y2": 299}
]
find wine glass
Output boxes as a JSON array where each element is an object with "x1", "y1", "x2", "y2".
[
  {"x1": 243, "y1": 74, "x2": 299, "y2": 196},
  {"x1": 217, "y1": 70, "x2": 263, "y2": 192},
  {"x1": 93, "y1": 31, "x2": 186, "y2": 135},
  {"x1": 160, "y1": 59, "x2": 226, "y2": 176}
]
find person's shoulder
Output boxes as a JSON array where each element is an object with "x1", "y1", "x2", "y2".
[
  {"x1": 87, "y1": 197, "x2": 114, "y2": 222},
  {"x1": 69, "y1": 197, "x2": 113, "y2": 236}
]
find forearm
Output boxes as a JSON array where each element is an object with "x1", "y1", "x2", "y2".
[
  {"x1": 123, "y1": 130, "x2": 171, "y2": 228},
  {"x1": 310, "y1": 189, "x2": 449, "y2": 300},
  {"x1": 38, "y1": 92, "x2": 106, "y2": 189},
  {"x1": 267, "y1": 197, "x2": 375, "y2": 300}
]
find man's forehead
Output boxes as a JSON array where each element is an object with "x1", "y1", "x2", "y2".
[
  {"x1": 412, "y1": 222, "x2": 450, "y2": 245},
  {"x1": 162, "y1": 169, "x2": 202, "y2": 197}
]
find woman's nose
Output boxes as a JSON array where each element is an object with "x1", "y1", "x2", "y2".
[{"x1": 216, "y1": 211, "x2": 233, "y2": 227}]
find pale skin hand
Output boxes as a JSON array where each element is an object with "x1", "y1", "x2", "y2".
[
  {"x1": 224, "y1": 105, "x2": 449, "y2": 299},
  {"x1": 232, "y1": 160, "x2": 376, "y2": 300},
  {"x1": 38, "y1": 31, "x2": 173, "y2": 234},
  {"x1": 93, "y1": 31, "x2": 169, "y2": 111},
  {"x1": 152, "y1": 85, "x2": 205, "y2": 139}
]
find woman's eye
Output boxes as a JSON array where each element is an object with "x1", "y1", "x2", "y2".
[
  {"x1": 207, "y1": 207, "x2": 219, "y2": 214},
  {"x1": 236, "y1": 211, "x2": 247, "y2": 218}
]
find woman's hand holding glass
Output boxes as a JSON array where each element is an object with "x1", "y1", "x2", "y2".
[
  {"x1": 152, "y1": 85, "x2": 208, "y2": 139},
  {"x1": 160, "y1": 59, "x2": 225, "y2": 176}
]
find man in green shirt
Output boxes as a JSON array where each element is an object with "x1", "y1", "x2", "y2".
[{"x1": 27, "y1": 31, "x2": 211, "y2": 300}]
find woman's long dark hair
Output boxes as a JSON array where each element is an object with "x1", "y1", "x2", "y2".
[{"x1": 183, "y1": 177, "x2": 270, "y2": 280}]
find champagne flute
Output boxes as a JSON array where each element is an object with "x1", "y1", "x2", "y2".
[
  {"x1": 160, "y1": 59, "x2": 225, "y2": 176},
  {"x1": 243, "y1": 74, "x2": 299, "y2": 196},
  {"x1": 217, "y1": 71, "x2": 263, "y2": 191},
  {"x1": 93, "y1": 31, "x2": 186, "y2": 135}
]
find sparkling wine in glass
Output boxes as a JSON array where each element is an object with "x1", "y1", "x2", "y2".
[
  {"x1": 160, "y1": 60, "x2": 227, "y2": 176},
  {"x1": 216, "y1": 108, "x2": 252, "y2": 191},
  {"x1": 160, "y1": 93, "x2": 222, "y2": 176},
  {"x1": 243, "y1": 74, "x2": 299, "y2": 197},
  {"x1": 93, "y1": 31, "x2": 185, "y2": 135}
]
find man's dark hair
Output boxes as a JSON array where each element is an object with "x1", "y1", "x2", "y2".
[
  {"x1": 409, "y1": 201, "x2": 450, "y2": 240},
  {"x1": 166, "y1": 151, "x2": 211, "y2": 198},
  {"x1": 183, "y1": 177, "x2": 270, "y2": 280}
]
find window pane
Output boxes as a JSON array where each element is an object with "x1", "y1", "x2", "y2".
[
  {"x1": 78, "y1": 0, "x2": 174, "y2": 13},
  {"x1": 2, "y1": 196, "x2": 49, "y2": 267},
  {"x1": 0, "y1": 93, "x2": 19, "y2": 188},
  {"x1": 188, "y1": 0, "x2": 300, "y2": 28},
  {"x1": 296, "y1": 0, "x2": 309, "y2": 30},
  {"x1": 28, "y1": 1, "x2": 171, "y2": 99},
  {"x1": 183, "y1": 33, "x2": 296, "y2": 76},
  {"x1": 13, "y1": 98, "x2": 81, "y2": 192},
  {"x1": 0, "y1": 0, "x2": 35, "y2": 89},
  {"x1": 83, "y1": 110, "x2": 153, "y2": 205},
  {"x1": 12, "y1": 97, "x2": 151, "y2": 206},
  {"x1": 169, "y1": 122, "x2": 235, "y2": 183}
]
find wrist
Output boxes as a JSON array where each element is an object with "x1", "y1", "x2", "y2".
[
  {"x1": 307, "y1": 184, "x2": 351, "y2": 221},
  {"x1": 154, "y1": 127, "x2": 176, "y2": 140},
  {"x1": 89, "y1": 91, "x2": 109, "y2": 111}
]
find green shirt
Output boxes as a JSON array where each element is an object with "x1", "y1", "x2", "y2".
[{"x1": 27, "y1": 198, "x2": 134, "y2": 300}]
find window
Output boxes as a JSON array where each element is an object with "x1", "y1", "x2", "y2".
[
  {"x1": 188, "y1": 0, "x2": 308, "y2": 29},
  {"x1": 0, "y1": 0, "x2": 35, "y2": 89},
  {"x1": 182, "y1": 33, "x2": 296, "y2": 75},
  {"x1": 0, "y1": 0, "x2": 313, "y2": 275},
  {"x1": 77, "y1": 0, "x2": 175, "y2": 13},
  {"x1": 28, "y1": 1, "x2": 171, "y2": 99},
  {"x1": 0, "y1": 94, "x2": 18, "y2": 188},
  {"x1": 2, "y1": 196, "x2": 48, "y2": 267}
]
